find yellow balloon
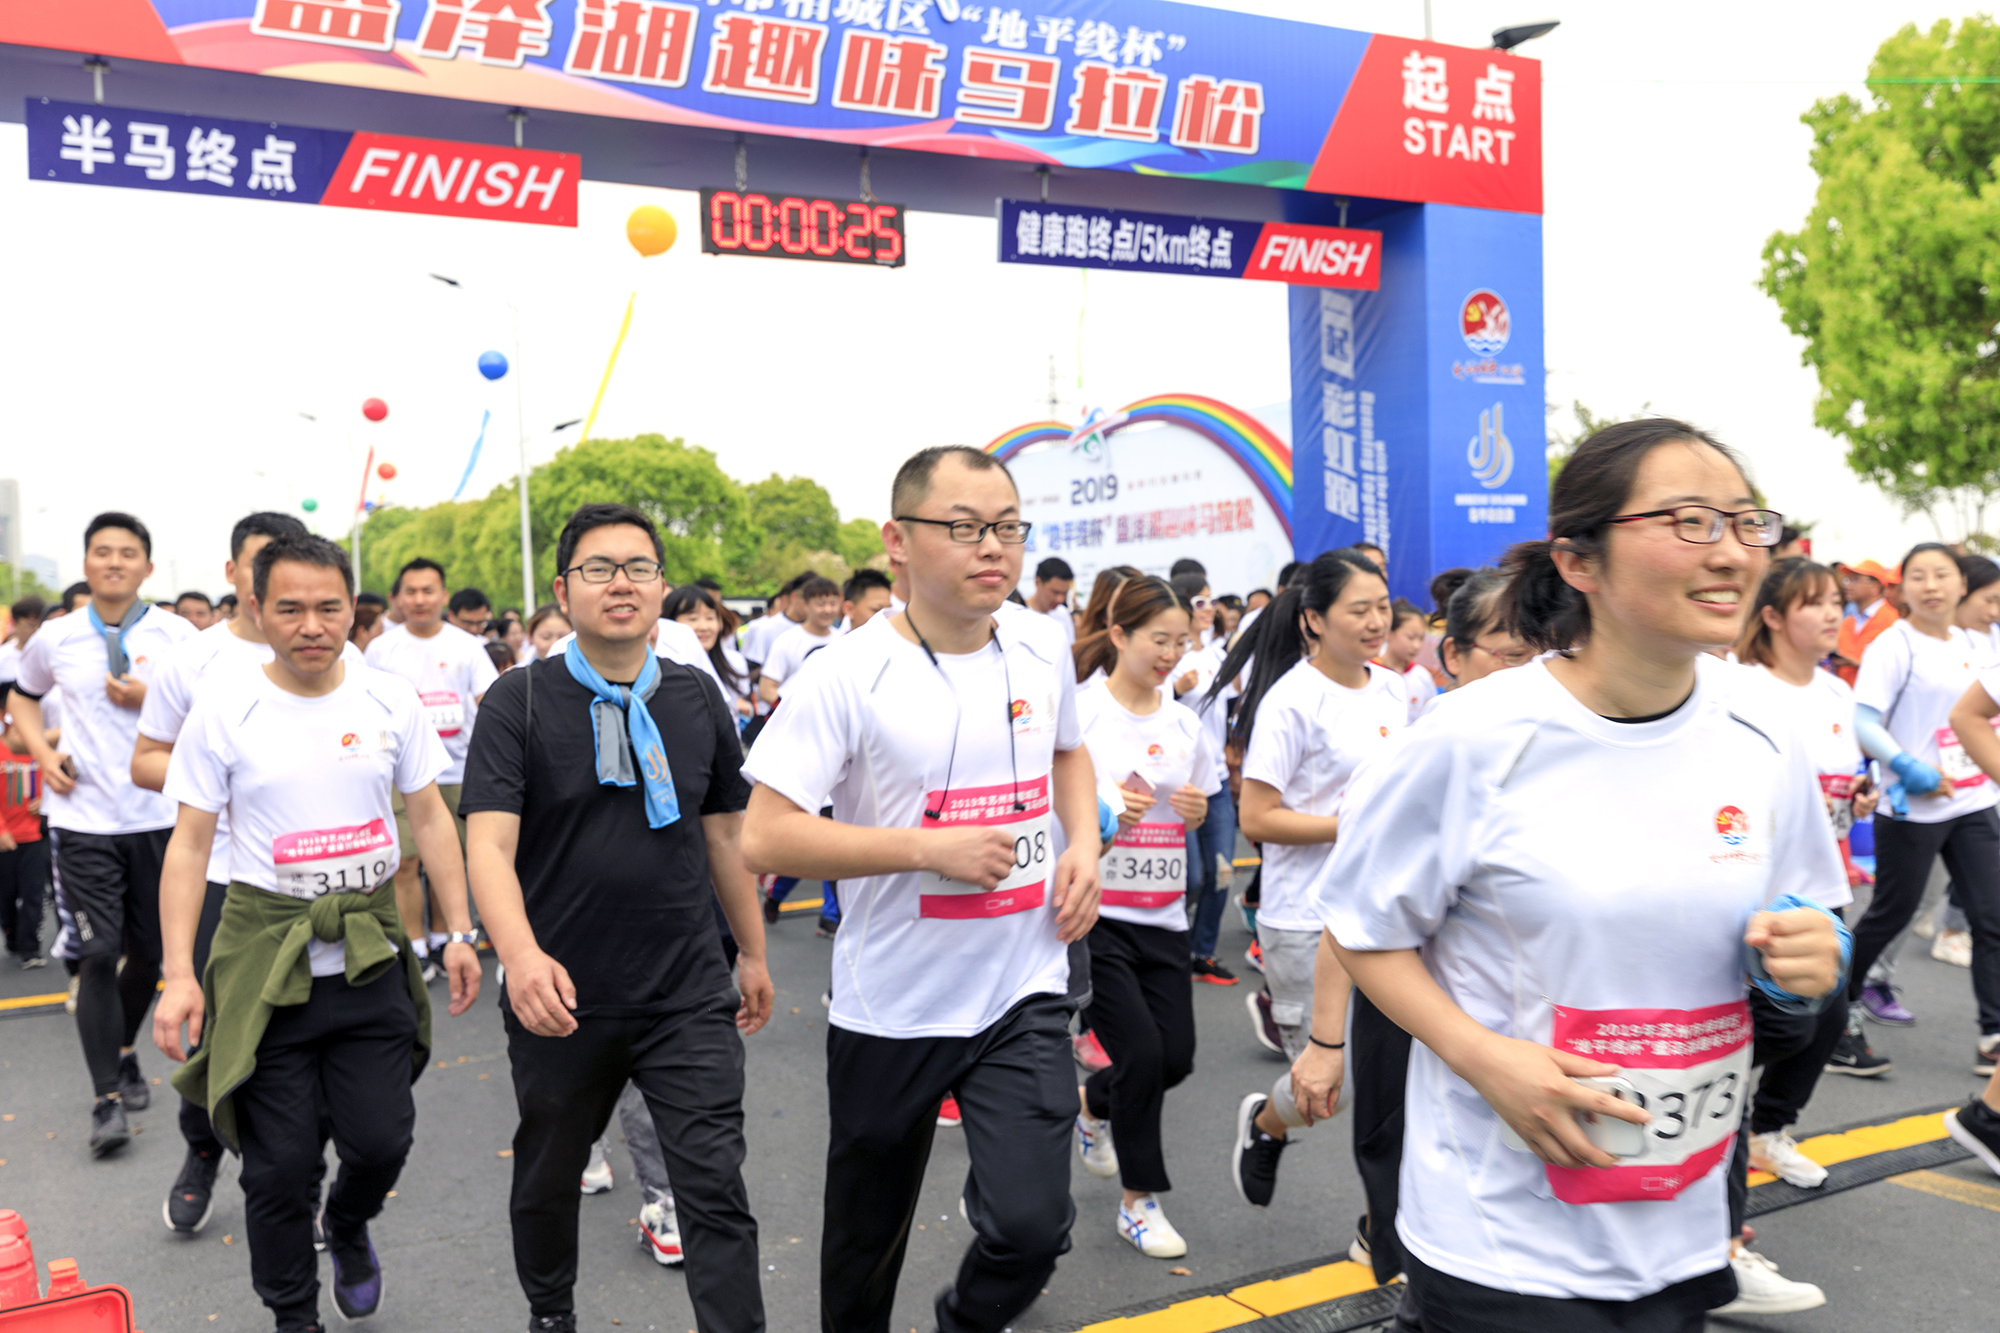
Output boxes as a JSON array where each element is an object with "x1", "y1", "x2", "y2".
[{"x1": 626, "y1": 205, "x2": 677, "y2": 258}]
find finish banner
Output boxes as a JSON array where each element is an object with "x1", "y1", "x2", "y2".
[
  {"x1": 998, "y1": 200, "x2": 1380, "y2": 290},
  {"x1": 25, "y1": 96, "x2": 581, "y2": 225}
]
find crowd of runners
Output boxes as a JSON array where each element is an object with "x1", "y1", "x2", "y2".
[{"x1": 2, "y1": 420, "x2": 1999, "y2": 1333}]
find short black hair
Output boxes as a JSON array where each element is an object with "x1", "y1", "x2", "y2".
[
  {"x1": 175, "y1": 591, "x2": 214, "y2": 609},
  {"x1": 779, "y1": 570, "x2": 815, "y2": 598},
  {"x1": 356, "y1": 591, "x2": 387, "y2": 609},
  {"x1": 1275, "y1": 561, "x2": 1305, "y2": 588},
  {"x1": 253, "y1": 533, "x2": 354, "y2": 605},
  {"x1": 85, "y1": 511, "x2": 151, "y2": 558},
  {"x1": 694, "y1": 575, "x2": 722, "y2": 592},
  {"x1": 9, "y1": 594, "x2": 46, "y2": 622},
  {"x1": 216, "y1": 592, "x2": 239, "y2": 612},
  {"x1": 392, "y1": 557, "x2": 446, "y2": 597},
  {"x1": 798, "y1": 575, "x2": 840, "y2": 603},
  {"x1": 890, "y1": 445, "x2": 1017, "y2": 517},
  {"x1": 448, "y1": 587, "x2": 492, "y2": 616},
  {"x1": 554, "y1": 502, "x2": 665, "y2": 576},
  {"x1": 61, "y1": 582, "x2": 91, "y2": 612},
  {"x1": 1169, "y1": 558, "x2": 1207, "y2": 579},
  {"x1": 843, "y1": 568, "x2": 892, "y2": 602},
  {"x1": 1036, "y1": 557, "x2": 1074, "y2": 582},
  {"x1": 230, "y1": 512, "x2": 309, "y2": 561}
]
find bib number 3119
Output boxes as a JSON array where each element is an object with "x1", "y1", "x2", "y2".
[
  {"x1": 272, "y1": 819, "x2": 396, "y2": 901},
  {"x1": 917, "y1": 776, "x2": 1051, "y2": 920}
]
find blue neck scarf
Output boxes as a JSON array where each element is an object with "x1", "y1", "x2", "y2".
[
  {"x1": 87, "y1": 601, "x2": 147, "y2": 677},
  {"x1": 563, "y1": 644, "x2": 680, "y2": 829}
]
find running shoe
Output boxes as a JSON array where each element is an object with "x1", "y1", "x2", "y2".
[
  {"x1": 816, "y1": 918, "x2": 839, "y2": 939},
  {"x1": 580, "y1": 1140, "x2": 613, "y2": 1194},
  {"x1": 314, "y1": 1206, "x2": 326, "y2": 1253},
  {"x1": 1976, "y1": 1033, "x2": 1999, "y2": 1077},
  {"x1": 1235, "y1": 892, "x2": 1256, "y2": 934},
  {"x1": 820, "y1": 989, "x2": 832, "y2": 1009},
  {"x1": 1347, "y1": 1213, "x2": 1370, "y2": 1266},
  {"x1": 1748, "y1": 1130, "x2": 1828, "y2": 1188},
  {"x1": 1933, "y1": 928, "x2": 1973, "y2": 968},
  {"x1": 937, "y1": 1094, "x2": 962, "y2": 1128},
  {"x1": 420, "y1": 955, "x2": 441, "y2": 985},
  {"x1": 1243, "y1": 938, "x2": 1264, "y2": 974},
  {"x1": 65, "y1": 973, "x2": 78, "y2": 1014},
  {"x1": 1246, "y1": 988, "x2": 1284, "y2": 1056},
  {"x1": 1712, "y1": 1249, "x2": 1825, "y2": 1315},
  {"x1": 1191, "y1": 956, "x2": 1238, "y2": 986},
  {"x1": 637, "y1": 1199, "x2": 684, "y2": 1266},
  {"x1": 1072, "y1": 1030, "x2": 1112, "y2": 1073},
  {"x1": 1231, "y1": 1093, "x2": 1292, "y2": 1207},
  {"x1": 329, "y1": 1231, "x2": 383, "y2": 1321},
  {"x1": 1944, "y1": 1095, "x2": 2000, "y2": 1177},
  {"x1": 89, "y1": 1096, "x2": 130, "y2": 1158},
  {"x1": 117, "y1": 1050, "x2": 150, "y2": 1111},
  {"x1": 164, "y1": 1144, "x2": 221, "y2": 1233},
  {"x1": 528, "y1": 1318, "x2": 577, "y2": 1333},
  {"x1": 1076, "y1": 1110, "x2": 1118, "y2": 1179},
  {"x1": 1825, "y1": 1011, "x2": 1891, "y2": 1077},
  {"x1": 17, "y1": 954, "x2": 47, "y2": 969},
  {"x1": 761, "y1": 881, "x2": 781, "y2": 924},
  {"x1": 1859, "y1": 982, "x2": 1915, "y2": 1026},
  {"x1": 1115, "y1": 1195, "x2": 1187, "y2": 1258}
]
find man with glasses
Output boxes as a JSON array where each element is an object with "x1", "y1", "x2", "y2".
[
  {"x1": 463, "y1": 503, "x2": 771, "y2": 1333},
  {"x1": 742, "y1": 446, "x2": 1102, "y2": 1333}
]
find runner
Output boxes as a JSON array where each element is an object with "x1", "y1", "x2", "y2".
[
  {"x1": 1434, "y1": 569, "x2": 1531, "y2": 689},
  {"x1": 1318, "y1": 419, "x2": 1846, "y2": 1331},
  {"x1": 1070, "y1": 575, "x2": 1212, "y2": 1258},
  {"x1": 364, "y1": 558, "x2": 499, "y2": 974},
  {"x1": 1027, "y1": 557, "x2": 1077, "y2": 644},
  {"x1": 1166, "y1": 573, "x2": 1236, "y2": 986},
  {"x1": 1075, "y1": 565, "x2": 1142, "y2": 644},
  {"x1": 6, "y1": 512, "x2": 196, "y2": 1155},
  {"x1": 151, "y1": 532, "x2": 482, "y2": 1333},
  {"x1": 1833, "y1": 559, "x2": 1899, "y2": 685},
  {"x1": 446, "y1": 587, "x2": 493, "y2": 637},
  {"x1": 840, "y1": 569, "x2": 894, "y2": 633},
  {"x1": 1, "y1": 705, "x2": 49, "y2": 968},
  {"x1": 1216, "y1": 549, "x2": 1402, "y2": 1207},
  {"x1": 663, "y1": 584, "x2": 756, "y2": 721},
  {"x1": 174, "y1": 592, "x2": 217, "y2": 629},
  {"x1": 740, "y1": 444, "x2": 1101, "y2": 1333},
  {"x1": 462, "y1": 502, "x2": 770, "y2": 1333},
  {"x1": 1839, "y1": 542, "x2": 1994, "y2": 1074},
  {"x1": 755, "y1": 575, "x2": 840, "y2": 706},
  {"x1": 740, "y1": 573, "x2": 808, "y2": 670},
  {"x1": 1376, "y1": 599, "x2": 1438, "y2": 722},
  {"x1": 0, "y1": 595, "x2": 47, "y2": 696},
  {"x1": 525, "y1": 605, "x2": 571, "y2": 662}
]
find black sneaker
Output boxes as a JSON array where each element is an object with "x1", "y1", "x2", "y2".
[
  {"x1": 329, "y1": 1230, "x2": 383, "y2": 1321},
  {"x1": 761, "y1": 892, "x2": 781, "y2": 924},
  {"x1": 90, "y1": 1096, "x2": 131, "y2": 1157},
  {"x1": 1231, "y1": 1093, "x2": 1292, "y2": 1207},
  {"x1": 1246, "y1": 987, "x2": 1285, "y2": 1055},
  {"x1": 1976, "y1": 1034, "x2": 1998, "y2": 1078},
  {"x1": 1825, "y1": 1009, "x2": 1892, "y2": 1077},
  {"x1": 1192, "y1": 956, "x2": 1238, "y2": 986},
  {"x1": 1945, "y1": 1096, "x2": 2000, "y2": 1177},
  {"x1": 816, "y1": 917, "x2": 839, "y2": 939},
  {"x1": 529, "y1": 1316, "x2": 578, "y2": 1333},
  {"x1": 117, "y1": 1051, "x2": 150, "y2": 1111},
  {"x1": 164, "y1": 1145, "x2": 221, "y2": 1233}
]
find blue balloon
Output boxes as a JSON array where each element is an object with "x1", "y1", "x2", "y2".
[{"x1": 478, "y1": 350, "x2": 510, "y2": 381}]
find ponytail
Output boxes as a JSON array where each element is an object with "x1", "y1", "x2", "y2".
[{"x1": 1207, "y1": 547, "x2": 1382, "y2": 751}]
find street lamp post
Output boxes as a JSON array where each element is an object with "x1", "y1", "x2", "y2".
[{"x1": 432, "y1": 273, "x2": 536, "y2": 615}]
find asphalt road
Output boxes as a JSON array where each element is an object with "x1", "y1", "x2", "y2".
[{"x1": 0, "y1": 884, "x2": 1993, "y2": 1333}]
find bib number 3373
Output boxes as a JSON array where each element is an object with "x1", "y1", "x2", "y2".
[
  {"x1": 1543, "y1": 999, "x2": 1751, "y2": 1204},
  {"x1": 917, "y1": 777, "x2": 1051, "y2": 920},
  {"x1": 272, "y1": 819, "x2": 396, "y2": 901}
]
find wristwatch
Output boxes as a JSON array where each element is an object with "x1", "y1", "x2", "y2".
[{"x1": 445, "y1": 929, "x2": 482, "y2": 947}]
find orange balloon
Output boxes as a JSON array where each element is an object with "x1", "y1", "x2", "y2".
[
  {"x1": 377, "y1": 462, "x2": 397, "y2": 480},
  {"x1": 627, "y1": 205, "x2": 677, "y2": 258}
]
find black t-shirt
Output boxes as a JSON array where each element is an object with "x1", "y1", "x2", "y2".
[{"x1": 460, "y1": 654, "x2": 751, "y2": 1017}]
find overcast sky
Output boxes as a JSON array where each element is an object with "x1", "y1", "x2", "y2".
[{"x1": 0, "y1": 0, "x2": 1963, "y2": 596}]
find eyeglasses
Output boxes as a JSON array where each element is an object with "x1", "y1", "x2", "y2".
[
  {"x1": 1468, "y1": 641, "x2": 1536, "y2": 668},
  {"x1": 894, "y1": 516, "x2": 1033, "y2": 545},
  {"x1": 562, "y1": 557, "x2": 664, "y2": 584},
  {"x1": 1605, "y1": 505, "x2": 1784, "y2": 547}
]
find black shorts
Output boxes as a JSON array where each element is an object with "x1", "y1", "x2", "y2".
[
  {"x1": 1406, "y1": 1252, "x2": 1735, "y2": 1333},
  {"x1": 53, "y1": 828, "x2": 171, "y2": 963}
]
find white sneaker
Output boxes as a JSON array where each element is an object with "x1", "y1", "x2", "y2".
[
  {"x1": 1076, "y1": 1112, "x2": 1119, "y2": 1179},
  {"x1": 1933, "y1": 929, "x2": 1973, "y2": 968},
  {"x1": 580, "y1": 1140, "x2": 613, "y2": 1194},
  {"x1": 1115, "y1": 1195, "x2": 1187, "y2": 1259},
  {"x1": 1748, "y1": 1130, "x2": 1828, "y2": 1188},
  {"x1": 1713, "y1": 1250, "x2": 1826, "y2": 1315},
  {"x1": 638, "y1": 1199, "x2": 683, "y2": 1266}
]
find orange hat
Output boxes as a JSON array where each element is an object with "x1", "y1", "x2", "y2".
[{"x1": 1838, "y1": 559, "x2": 1900, "y2": 585}]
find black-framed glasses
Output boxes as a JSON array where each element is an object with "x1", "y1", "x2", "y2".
[
  {"x1": 1605, "y1": 505, "x2": 1784, "y2": 547},
  {"x1": 894, "y1": 516, "x2": 1033, "y2": 545},
  {"x1": 562, "y1": 557, "x2": 664, "y2": 584}
]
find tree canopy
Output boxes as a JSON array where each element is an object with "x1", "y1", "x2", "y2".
[
  {"x1": 1761, "y1": 17, "x2": 2000, "y2": 538},
  {"x1": 355, "y1": 434, "x2": 883, "y2": 605}
]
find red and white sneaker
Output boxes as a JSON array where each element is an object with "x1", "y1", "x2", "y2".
[
  {"x1": 1072, "y1": 1031, "x2": 1112, "y2": 1073},
  {"x1": 937, "y1": 1094, "x2": 962, "y2": 1128},
  {"x1": 638, "y1": 1200, "x2": 683, "y2": 1266}
]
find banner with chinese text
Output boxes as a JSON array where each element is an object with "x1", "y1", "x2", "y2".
[{"x1": 998, "y1": 199, "x2": 1379, "y2": 289}]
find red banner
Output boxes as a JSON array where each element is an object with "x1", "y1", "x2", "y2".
[
  {"x1": 319, "y1": 132, "x2": 579, "y2": 227},
  {"x1": 1240, "y1": 223, "x2": 1381, "y2": 291}
]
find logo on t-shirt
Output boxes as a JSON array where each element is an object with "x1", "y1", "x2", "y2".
[
  {"x1": 1715, "y1": 805, "x2": 1749, "y2": 846},
  {"x1": 1832, "y1": 722, "x2": 1843, "y2": 735},
  {"x1": 1011, "y1": 698, "x2": 1031, "y2": 724},
  {"x1": 1379, "y1": 724, "x2": 1390, "y2": 738},
  {"x1": 340, "y1": 733, "x2": 360, "y2": 752},
  {"x1": 1146, "y1": 742, "x2": 1164, "y2": 759}
]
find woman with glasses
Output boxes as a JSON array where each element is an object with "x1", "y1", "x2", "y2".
[
  {"x1": 1315, "y1": 420, "x2": 1846, "y2": 1331},
  {"x1": 1436, "y1": 568, "x2": 1532, "y2": 688}
]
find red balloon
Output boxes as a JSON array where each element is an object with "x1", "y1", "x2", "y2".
[
  {"x1": 377, "y1": 462, "x2": 398, "y2": 480},
  {"x1": 361, "y1": 398, "x2": 388, "y2": 422}
]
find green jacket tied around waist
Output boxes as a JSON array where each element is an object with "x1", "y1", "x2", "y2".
[{"x1": 171, "y1": 882, "x2": 431, "y2": 1151}]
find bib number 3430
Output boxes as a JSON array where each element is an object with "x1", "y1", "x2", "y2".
[{"x1": 917, "y1": 776, "x2": 1051, "y2": 920}]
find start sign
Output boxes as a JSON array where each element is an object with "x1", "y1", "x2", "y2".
[{"x1": 699, "y1": 188, "x2": 906, "y2": 267}]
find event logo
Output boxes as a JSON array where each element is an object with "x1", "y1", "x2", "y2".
[
  {"x1": 1011, "y1": 698, "x2": 1032, "y2": 725},
  {"x1": 1146, "y1": 743, "x2": 1164, "y2": 759},
  {"x1": 1460, "y1": 288, "x2": 1509, "y2": 355},
  {"x1": 1067, "y1": 406, "x2": 1126, "y2": 461},
  {"x1": 1715, "y1": 805, "x2": 1749, "y2": 847},
  {"x1": 341, "y1": 733, "x2": 359, "y2": 750},
  {"x1": 1467, "y1": 402, "x2": 1513, "y2": 489}
]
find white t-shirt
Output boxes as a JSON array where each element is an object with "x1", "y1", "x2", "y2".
[
  {"x1": 0, "y1": 638, "x2": 22, "y2": 690},
  {"x1": 1853, "y1": 619, "x2": 1997, "y2": 823},
  {"x1": 363, "y1": 621, "x2": 499, "y2": 785},
  {"x1": 165, "y1": 661, "x2": 447, "y2": 975},
  {"x1": 1317, "y1": 654, "x2": 1848, "y2": 1302},
  {"x1": 1044, "y1": 601, "x2": 1076, "y2": 644},
  {"x1": 1398, "y1": 662, "x2": 1439, "y2": 723},
  {"x1": 14, "y1": 604, "x2": 195, "y2": 834},
  {"x1": 1240, "y1": 658, "x2": 1406, "y2": 932},
  {"x1": 743, "y1": 611, "x2": 1080, "y2": 1038},
  {"x1": 740, "y1": 612, "x2": 798, "y2": 665},
  {"x1": 720, "y1": 643, "x2": 752, "y2": 710},
  {"x1": 1749, "y1": 664, "x2": 1864, "y2": 837},
  {"x1": 1077, "y1": 680, "x2": 1212, "y2": 930},
  {"x1": 760, "y1": 623, "x2": 840, "y2": 691},
  {"x1": 1171, "y1": 640, "x2": 1234, "y2": 792},
  {"x1": 139, "y1": 621, "x2": 362, "y2": 883}
]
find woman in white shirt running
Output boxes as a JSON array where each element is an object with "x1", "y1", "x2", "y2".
[
  {"x1": 1320, "y1": 419, "x2": 1846, "y2": 1331},
  {"x1": 1376, "y1": 598, "x2": 1438, "y2": 722},
  {"x1": 1070, "y1": 575, "x2": 1214, "y2": 1259}
]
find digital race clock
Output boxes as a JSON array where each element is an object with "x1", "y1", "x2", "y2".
[{"x1": 699, "y1": 188, "x2": 906, "y2": 267}]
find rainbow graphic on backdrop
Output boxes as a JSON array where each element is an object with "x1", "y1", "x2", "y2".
[{"x1": 984, "y1": 393, "x2": 1294, "y2": 539}]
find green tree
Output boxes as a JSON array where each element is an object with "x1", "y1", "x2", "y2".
[
  {"x1": 0, "y1": 562, "x2": 62, "y2": 606},
  {"x1": 1761, "y1": 17, "x2": 2000, "y2": 540},
  {"x1": 835, "y1": 516, "x2": 886, "y2": 571},
  {"x1": 744, "y1": 474, "x2": 840, "y2": 552}
]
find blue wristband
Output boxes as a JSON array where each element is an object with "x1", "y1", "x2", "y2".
[
  {"x1": 1097, "y1": 797, "x2": 1117, "y2": 845},
  {"x1": 1745, "y1": 893, "x2": 1851, "y2": 1013}
]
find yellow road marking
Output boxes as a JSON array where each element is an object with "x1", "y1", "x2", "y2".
[
  {"x1": 0, "y1": 991, "x2": 69, "y2": 1012},
  {"x1": 1230, "y1": 857, "x2": 1260, "y2": 867},
  {"x1": 1075, "y1": 1262, "x2": 1380, "y2": 1332},
  {"x1": 779, "y1": 897, "x2": 825, "y2": 913},
  {"x1": 1886, "y1": 1168, "x2": 2000, "y2": 1213},
  {"x1": 1082, "y1": 1295, "x2": 1263, "y2": 1331},
  {"x1": 1746, "y1": 1110, "x2": 1950, "y2": 1187}
]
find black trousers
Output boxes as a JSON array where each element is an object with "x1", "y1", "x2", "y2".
[
  {"x1": 232, "y1": 967, "x2": 419, "y2": 1328},
  {"x1": 178, "y1": 882, "x2": 229, "y2": 1156},
  {"x1": 1853, "y1": 808, "x2": 2000, "y2": 1033},
  {"x1": 1082, "y1": 918, "x2": 1196, "y2": 1193},
  {"x1": 59, "y1": 828, "x2": 171, "y2": 1095},
  {"x1": 503, "y1": 990, "x2": 762, "y2": 1332},
  {"x1": 1351, "y1": 986, "x2": 1414, "y2": 1285},
  {"x1": 1407, "y1": 1252, "x2": 1733, "y2": 1333},
  {"x1": 1726, "y1": 988, "x2": 1847, "y2": 1236},
  {"x1": 0, "y1": 836, "x2": 49, "y2": 958},
  {"x1": 823, "y1": 992, "x2": 1075, "y2": 1333}
]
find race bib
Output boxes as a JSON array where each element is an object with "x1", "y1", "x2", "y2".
[
  {"x1": 271, "y1": 819, "x2": 396, "y2": 901},
  {"x1": 1101, "y1": 821, "x2": 1187, "y2": 909},
  {"x1": 421, "y1": 689, "x2": 465, "y2": 738},
  {"x1": 917, "y1": 776, "x2": 1051, "y2": 920},
  {"x1": 1819, "y1": 773, "x2": 1857, "y2": 838},
  {"x1": 1542, "y1": 999, "x2": 1752, "y2": 1204}
]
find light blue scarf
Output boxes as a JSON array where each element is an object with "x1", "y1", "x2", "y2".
[
  {"x1": 86, "y1": 600, "x2": 147, "y2": 677},
  {"x1": 563, "y1": 644, "x2": 681, "y2": 829}
]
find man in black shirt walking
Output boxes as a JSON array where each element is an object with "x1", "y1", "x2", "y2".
[{"x1": 462, "y1": 503, "x2": 772, "y2": 1333}]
